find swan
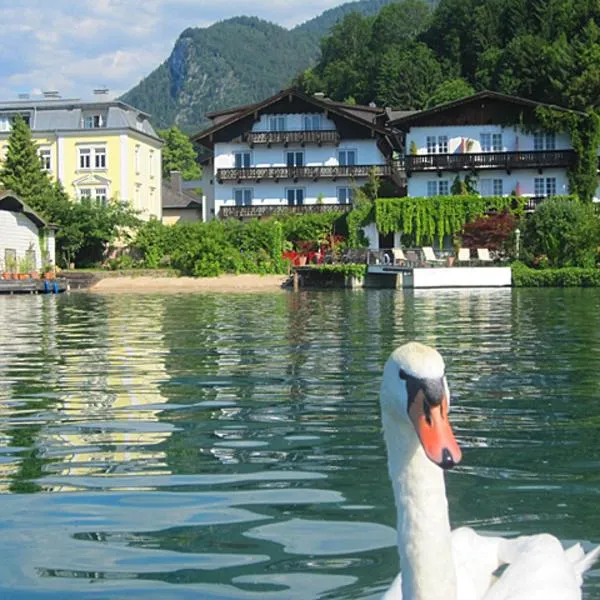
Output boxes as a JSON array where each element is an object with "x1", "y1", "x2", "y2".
[{"x1": 380, "y1": 341, "x2": 599, "y2": 600}]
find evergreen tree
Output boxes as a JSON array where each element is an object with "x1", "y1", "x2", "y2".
[
  {"x1": 159, "y1": 126, "x2": 202, "y2": 180},
  {"x1": 0, "y1": 115, "x2": 53, "y2": 207}
]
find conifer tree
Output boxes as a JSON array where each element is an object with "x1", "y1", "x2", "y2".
[{"x1": 0, "y1": 114, "x2": 53, "y2": 210}]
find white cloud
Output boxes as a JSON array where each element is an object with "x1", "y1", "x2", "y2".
[{"x1": 0, "y1": 0, "x2": 346, "y2": 104}]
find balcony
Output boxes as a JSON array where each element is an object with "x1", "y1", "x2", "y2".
[
  {"x1": 219, "y1": 203, "x2": 353, "y2": 219},
  {"x1": 244, "y1": 130, "x2": 340, "y2": 147},
  {"x1": 217, "y1": 164, "x2": 392, "y2": 183},
  {"x1": 403, "y1": 150, "x2": 576, "y2": 174}
]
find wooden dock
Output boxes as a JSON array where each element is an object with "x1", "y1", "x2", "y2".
[{"x1": 0, "y1": 278, "x2": 68, "y2": 295}]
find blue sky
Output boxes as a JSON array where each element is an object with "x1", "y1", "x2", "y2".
[{"x1": 0, "y1": 1, "x2": 347, "y2": 102}]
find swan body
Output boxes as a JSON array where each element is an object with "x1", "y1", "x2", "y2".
[{"x1": 380, "y1": 342, "x2": 599, "y2": 600}]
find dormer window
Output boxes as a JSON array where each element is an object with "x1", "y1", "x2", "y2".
[{"x1": 82, "y1": 114, "x2": 104, "y2": 129}]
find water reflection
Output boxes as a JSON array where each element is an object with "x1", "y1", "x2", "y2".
[{"x1": 0, "y1": 289, "x2": 598, "y2": 599}]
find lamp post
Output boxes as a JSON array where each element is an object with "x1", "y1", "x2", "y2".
[{"x1": 515, "y1": 228, "x2": 521, "y2": 259}]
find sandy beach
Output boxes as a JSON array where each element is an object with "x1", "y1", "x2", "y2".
[{"x1": 88, "y1": 273, "x2": 290, "y2": 294}]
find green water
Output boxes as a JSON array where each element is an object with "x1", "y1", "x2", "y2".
[{"x1": 0, "y1": 289, "x2": 599, "y2": 599}]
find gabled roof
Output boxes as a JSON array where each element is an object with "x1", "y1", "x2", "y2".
[
  {"x1": 389, "y1": 90, "x2": 586, "y2": 128},
  {"x1": 0, "y1": 190, "x2": 51, "y2": 229},
  {"x1": 192, "y1": 87, "x2": 391, "y2": 147},
  {"x1": 161, "y1": 184, "x2": 202, "y2": 210}
]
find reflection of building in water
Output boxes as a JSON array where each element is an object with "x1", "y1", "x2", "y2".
[
  {"x1": 0, "y1": 297, "x2": 60, "y2": 492},
  {"x1": 41, "y1": 298, "x2": 174, "y2": 490}
]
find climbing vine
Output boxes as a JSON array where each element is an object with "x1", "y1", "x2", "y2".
[
  {"x1": 347, "y1": 196, "x2": 526, "y2": 246},
  {"x1": 535, "y1": 107, "x2": 600, "y2": 203}
]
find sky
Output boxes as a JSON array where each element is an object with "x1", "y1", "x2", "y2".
[{"x1": 0, "y1": 0, "x2": 348, "y2": 103}]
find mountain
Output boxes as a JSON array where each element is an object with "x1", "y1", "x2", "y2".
[{"x1": 120, "y1": 0, "x2": 422, "y2": 132}]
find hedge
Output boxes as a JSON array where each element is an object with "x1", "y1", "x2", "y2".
[{"x1": 511, "y1": 261, "x2": 600, "y2": 287}]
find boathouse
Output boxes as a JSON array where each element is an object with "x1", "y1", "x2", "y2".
[{"x1": 0, "y1": 190, "x2": 56, "y2": 276}]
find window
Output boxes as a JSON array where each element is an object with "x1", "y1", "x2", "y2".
[
  {"x1": 338, "y1": 149, "x2": 356, "y2": 166},
  {"x1": 234, "y1": 188, "x2": 253, "y2": 206},
  {"x1": 493, "y1": 179, "x2": 503, "y2": 195},
  {"x1": 135, "y1": 145, "x2": 140, "y2": 174},
  {"x1": 95, "y1": 187, "x2": 107, "y2": 204},
  {"x1": 286, "y1": 151, "x2": 304, "y2": 167},
  {"x1": 94, "y1": 147, "x2": 106, "y2": 169},
  {"x1": 39, "y1": 148, "x2": 51, "y2": 171},
  {"x1": 0, "y1": 116, "x2": 11, "y2": 132},
  {"x1": 234, "y1": 151, "x2": 251, "y2": 169},
  {"x1": 479, "y1": 179, "x2": 492, "y2": 196},
  {"x1": 78, "y1": 146, "x2": 106, "y2": 169},
  {"x1": 79, "y1": 188, "x2": 92, "y2": 200},
  {"x1": 25, "y1": 247, "x2": 36, "y2": 270},
  {"x1": 286, "y1": 188, "x2": 304, "y2": 206},
  {"x1": 427, "y1": 181, "x2": 449, "y2": 196},
  {"x1": 337, "y1": 187, "x2": 353, "y2": 204},
  {"x1": 546, "y1": 177, "x2": 556, "y2": 196},
  {"x1": 134, "y1": 185, "x2": 141, "y2": 208},
  {"x1": 481, "y1": 133, "x2": 503, "y2": 152},
  {"x1": 268, "y1": 116, "x2": 286, "y2": 131},
  {"x1": 149, "y1": 150, "x2": 155, "y2": 178},
  {"x1": 534, "y1": 132, "x2": 555, "y2": 151},
  {"x1": 437, "y1": 136, "x2": 448, "y2": 153},
  {"x1": 534, "y1": 177, "x2": 544, "y2": 196},
  {"x1": 426, "y1": 136, "x2": 436, "y2": 153},
  {"x1": 303, "y1": 114, "x2": 322, "y2": 130},
  {"x1": 83, "y1": 114, "x2": 103, "y2": 128}
]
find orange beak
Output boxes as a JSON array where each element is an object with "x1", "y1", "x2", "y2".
[{"x1": 408, "y1": 391, "x2": 462, "y2": 469}]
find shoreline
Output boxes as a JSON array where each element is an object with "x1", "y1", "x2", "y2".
[{"x1": 86, "y1": 274, "x2": 290, "y2": 294}]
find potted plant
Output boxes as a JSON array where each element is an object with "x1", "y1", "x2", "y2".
[{"x1": 5, "y1": 254, "x2": 17, "y2": 279}]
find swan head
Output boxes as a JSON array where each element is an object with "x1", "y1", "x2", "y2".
[{"x1": 380, "y1": 342, "x2": 462, "y2": 470}]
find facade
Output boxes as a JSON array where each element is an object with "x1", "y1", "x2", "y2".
[
  {"x1": 162, "y1": 171, "x2": 203, "y2": 225},
  {"x1": 191, "y1": 88, "x2": 402, "y2": 219},
  {"x1": 0, "y1": 190, "x2": 56, "y2": 273},
  {"x1": 389, "y1": 91, "x2": 589, "y2": 209},
  {"x1": 0, "y1": 96, "x2": 162, "y2": 220}
]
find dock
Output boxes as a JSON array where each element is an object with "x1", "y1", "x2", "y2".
[{"x1": 0, "y1": 278, "x2": 69, "y2": 295}]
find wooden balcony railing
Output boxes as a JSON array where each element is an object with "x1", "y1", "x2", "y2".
[
  {"x1": 244, "y1": 130, "x2": 341, "y2": 147},
  {"x1": 219, "y1": 203, "x2": 353, "y2": 219},
  {"x1": 217, "y1": 164, "x2": 392, "y2": 183},
  {"x1": 403, "y1": 150, "x2": 576, "y2": 173}
]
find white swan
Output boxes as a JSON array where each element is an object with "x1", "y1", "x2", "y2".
[{"x1": 380, "y1": 342, "x2": 599, "y2": 600}]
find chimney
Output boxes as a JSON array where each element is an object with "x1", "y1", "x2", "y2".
[
  {"x1": 43, "y1": 90, "x2": 60, "y2": 99},
  {"x1": 170, "y1": 171, "x2": 182, "y2": 193},
  {"x1": 18, "y1": 93, "x2": 30, "y2": 100},
  {"x1": 93, "y1": 87, "x2": 109, "y2": 96}
]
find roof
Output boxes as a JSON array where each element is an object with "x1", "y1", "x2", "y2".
[
  {"x1": 389, "y1": 90, "x2": 586, "y2": 128},
  {"x1": 161, "y1": 184, "x2": 202, "y2": 210},
  {"x1": 0, "y1": 98, "x2": 160, "y2": 140},
  {"x1": 192, "y1": 87, "x2": 391, "y2": 146},
  {"x1": 0, "y1": 190, "x2": 50, "y2": 229}
]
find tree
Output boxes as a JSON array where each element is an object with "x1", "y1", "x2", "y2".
[
  {"x1": 158, "y1": 126, "x2": 202, "y2": 180},
  {"x1": 427, "y1": 78, "x2": 474, "y2": 107},
  {"x1": 0, "y1": 115, "x2": 53, "y2": 206},
  {"x1": 522, "y1": 197, "x2": 600, "y2": 268},
  {"x1": 375, "y1": 42, "x2": 442, "y2": 109},
  {"x1": 370, "y1": 0, "x2": 431, "y2": 50}
]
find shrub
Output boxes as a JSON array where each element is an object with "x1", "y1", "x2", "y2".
[
  {"x1": 521, "y1": 197, "x2": 600, "y2": 268},
  {"x1": 462, "y1": 211, "x2": 517, "y2": 257},
  {"x1": 512, "y1": 261, "x2": 600, "y2": 287}
]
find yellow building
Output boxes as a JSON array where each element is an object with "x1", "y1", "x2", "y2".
[{"x1": 0, "y1": 94, "x2": 162, "y2": 220}]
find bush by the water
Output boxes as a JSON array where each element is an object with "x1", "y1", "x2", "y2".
[
  {"x1": 133, "y1": 213, "x2": 347, "y2": 277},
  {"x1": 521, "y1": 197, "x2": 600, "y2": 268},
  {"x1": 512, "y1": 261, "x2": 600, "y2": 287}
]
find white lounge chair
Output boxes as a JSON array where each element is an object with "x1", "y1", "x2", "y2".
[
  {"x1": 477, "y1": 248, "x2": 493, "y2": 263},
  {"x1": 457, "y1": 248, "x2": 471, "y2": 263},
  {"x1": 422, "y1": 247, "x2": 445, "y2": 264},
  {"x1": 391, "y1": 247, "x2": 407, "y2": 265}
]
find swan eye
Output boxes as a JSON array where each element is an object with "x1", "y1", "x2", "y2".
[{"x1": 399, "y1": 369, "x2": 408, "y2": 380}]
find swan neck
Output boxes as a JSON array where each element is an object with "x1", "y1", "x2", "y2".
[{"x1": 383, "y1": 412, "x2": 457, "y2": 600}]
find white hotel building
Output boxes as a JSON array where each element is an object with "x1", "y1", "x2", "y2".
[
  {"x1": 191, "y1": 88, "x2": 403, "y2": 219},
  {"x1": 389, "y1": 91, "x2": 590, "y2": 208}
]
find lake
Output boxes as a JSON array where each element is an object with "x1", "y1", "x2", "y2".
[{"x1": 0, "y1": 288, "x2": 599, "y2": 599}]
